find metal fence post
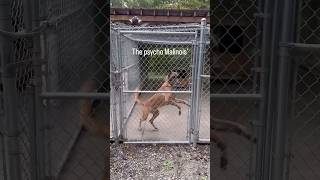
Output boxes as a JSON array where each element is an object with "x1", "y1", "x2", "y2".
[
  {"x1": 28, "y1": 0, "x2": 47, "y2": 179},
  {"x1": 253, "y1": 0, "x2": 277, "y2": 179},
  {"x1": 116, "y1": 30, "x2": 124, "y2": 143},
  {"x1": 271, "y1": 0, "x2": 296, "y2": 179},
  {"x1": 0, "y1": 0, "x2": 22, "y2": 179},
  {"x1": 189, "y1": 40, "x2": 197, "y2": 143},
  {"x1": 192, "y1": 18, "x2": 207, "y2": 146},
  {"x1": 22, "y1": 0, "x2": 42, "y2": 179}
]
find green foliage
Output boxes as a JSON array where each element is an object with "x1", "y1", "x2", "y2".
[
  {"x1": 158, "y1": 0, "x2": 209, "y2": 9},
  {"x1": 201, "y1": 176, "x2": 208, "y2": 180},
  {"x1": 163, "y1": 159, "x2": 174, "y2": 170},
  {"x1": 111, "y1": 0, "x2": 209, "y2": 9}
]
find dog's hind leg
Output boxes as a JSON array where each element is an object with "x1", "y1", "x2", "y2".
[
  {"x1": 149, "y1": 109, "x2": 160, "y2": 130},
  {"x1": 139, "y1": 108, "x2": 149, "y2": 131}
]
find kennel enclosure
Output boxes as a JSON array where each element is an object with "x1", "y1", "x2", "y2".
[
  {"x1": 110, "y1": 20, "x2": 210, "y2": 143},
  {"x1": 0, "y1": 0, "x2": 320, "y2": 180}
]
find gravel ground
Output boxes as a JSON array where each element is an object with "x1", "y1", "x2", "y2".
[{"x1": 110, "y1": 144, "x2": 210, "y2": 180}]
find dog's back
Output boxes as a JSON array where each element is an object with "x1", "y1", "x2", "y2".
[{"x1": 135, "y1": 92, "x2": 168, "y2": 108}]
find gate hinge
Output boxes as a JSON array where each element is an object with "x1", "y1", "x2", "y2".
[{"x1": 190, "y1": 128, "x2": 199, "y2": 136}]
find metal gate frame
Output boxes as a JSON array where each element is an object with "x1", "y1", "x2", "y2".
[
  {"x1": 211, "y1": 0, "x2": 309, "y2": 179},
  {"x1": 111, "y1": 19, "x2": 209, "y2": 144},
  {"x1": 241, "y1": 0, "x2": 320, "y2": 179}
]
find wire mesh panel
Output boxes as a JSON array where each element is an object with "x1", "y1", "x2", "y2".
[
  {"x1": 110, "y1": 29, "x2": 119, "y2": 140},
  {"x1": 110, "y1": 22, "x2": 211, "y2": 143},
  {"x1": 288, "y1": 50, "x2": 320, "y2": 180},
  {"x1": 286, "y1": 1, "x2": 320, "y2": 179},
  {"x1": 4, "y1": 1, "x2": 38, "y2": 179},
  {"x1": 117, "y1": 30, "x2": 196, "y2": 142},
  {"x1": 199, "y1": 44, "x2": 210, "y2": 141},
  {"x1": 211, "y1": 0, "x2": 262, "y2": 178},
  {"x1": 42, "y1": 0, "x2": 108, "y2": 179}
]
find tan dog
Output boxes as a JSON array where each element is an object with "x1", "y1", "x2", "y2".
[{"x1": 134, "y1": 71, "x2": 190, "y2": 131}]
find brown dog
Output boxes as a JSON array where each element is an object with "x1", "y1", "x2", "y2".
[{"x1": 134, "y1": 71, "x2": 190, "y2": 131}]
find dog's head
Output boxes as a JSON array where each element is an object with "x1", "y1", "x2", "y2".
[{"x1": 165, "y1": 71, "x2": 179, "y2": 84}]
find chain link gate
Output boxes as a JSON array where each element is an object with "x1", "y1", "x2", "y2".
[
  {"x1": 211, "y1": 0, "x2": 264, "y2": 179},
  {"x1": 39, "y1": 0, "x2": 109, "y2": 179},
  {"x1": 0, "y1": 0, "x2": 42, "y2": 179},
  {"x1": 110, "y1": 20, "x2": 210, "y2": 144},
  {"x1": 1, "y1": 0, "x2": 109, "y2": 180},
  {"x1": 0, "y1": 0, "x2": 319, "y2": 180},
  {"x1": 284, "y1": 0, "x2": 320, "y2": 179}
]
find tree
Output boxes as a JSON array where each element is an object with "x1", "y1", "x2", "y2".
[{"x1": 157, "y1": 0, "x2": 209, "y2": 9}]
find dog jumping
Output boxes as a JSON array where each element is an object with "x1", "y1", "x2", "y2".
[{"x1": 134, "y1": 71, "x2": 190, "y2": 131}]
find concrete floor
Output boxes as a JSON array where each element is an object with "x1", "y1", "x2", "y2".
[
  {"x1": 211, "y1": 101, "x2": 256, "y2": 180},
  {"x1": 124, "y1": 94, "x2": 209, "y2": 142},
  {"x1": 59, "y1": 131, "x2": 105, "y2": 180},
  {"x1": 211, "y1": 94, "x2": 320, "y2": 180},
  {"x1": 47, "y1": 100, "x2": 107, "y2": 180}
]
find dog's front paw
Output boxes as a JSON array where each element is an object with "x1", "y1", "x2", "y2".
[{"x1": 152, "y1": 128, "x2": 159, "y2": 132}]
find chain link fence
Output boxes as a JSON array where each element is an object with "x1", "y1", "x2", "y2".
[
  {"x1": 199, "y1": 45, "x2": 210, "y2": 141},
  {"x1": 1, "y1": 0, "x2": 109, "y2": 179},
  {"x1": 286, "y1": 0, "x2": 320, "y2": 179},
  {"x1": 211, "y1": 0, "x2": 262, "y2": 179},
  {"x1": 42, "y1": 0, "x2": 108, "y2": 179},
  {"x1": 0, "y1": 0, "x2": 37, "y2": 179},
  {"x1": 0, "y1": 0, "x2": 319, "y2": 179},
  {"x1": 111, "y1": 22, "x2": 210, "y2": 143}
]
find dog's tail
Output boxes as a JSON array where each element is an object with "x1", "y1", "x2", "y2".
[
  {"x1": 80, "y1": 80, "x2": 108, "y2": 137},
  {"x1": 134, "y1": 88, "x2": 144, "y2": 105}
]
